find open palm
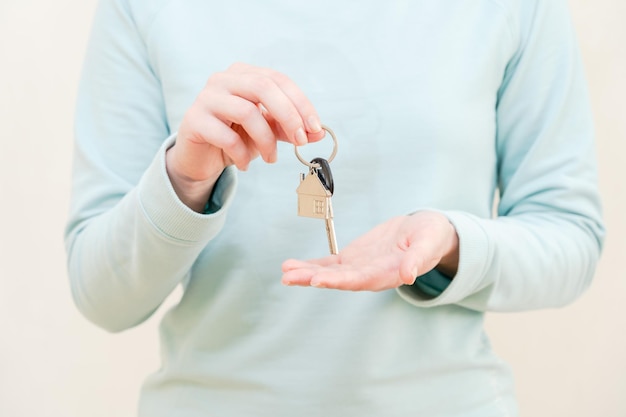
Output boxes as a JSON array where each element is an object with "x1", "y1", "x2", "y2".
[{"x1": 281, "y1": 211, "x2": 459, "y2": 291}]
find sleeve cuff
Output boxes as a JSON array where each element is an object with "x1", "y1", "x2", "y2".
[
  {"x1": 137, "y1": 134, "x2": 238, "y2": 243},
  {"x1": 396, "y1": 211, "x2": 492, "y2": 307}
]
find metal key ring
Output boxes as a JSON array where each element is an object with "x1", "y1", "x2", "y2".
[{"x1": 294, "y1": 124, "x2": 338, "y2": 168}]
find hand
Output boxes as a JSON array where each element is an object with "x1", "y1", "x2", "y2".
[
  {"x1": 166, "y1": 63, "x2": 325, "y2": 212},
  {"x1": 281, "y1": 211, "x2": 459, "y2": 291}
]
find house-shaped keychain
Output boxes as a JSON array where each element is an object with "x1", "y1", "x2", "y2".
[
  {"x1": 293, "y1": 129, "x2": 339, "y2": 255},
  {"x1": 296, "y1": 170, "x2": 333, "y2": 220}
]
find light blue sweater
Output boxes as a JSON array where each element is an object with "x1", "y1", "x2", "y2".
[{"x1": 66, "y1": 1, "x2": 604, "y2": 416}]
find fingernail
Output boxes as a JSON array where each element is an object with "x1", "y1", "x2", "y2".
[
  {"x1": 295, "y1": 127, "x2": 307, "y2": 145},
  {"x1": 270, "y1": 149, "x2": 278, "y2": 163},
  {"x1": 306, "y1": 116, "x2": 322, "y2": 133},
  {"x1": 311, "y1": 280, "x2": 324, "y2": 288}
]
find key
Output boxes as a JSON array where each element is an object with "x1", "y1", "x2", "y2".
[
  {"x1": 312, "y1": 158, "x2": 338, "y2": 255},
  {"x1": 294, "y1": 124, "x2": 340, "y2": 255},
  {"x1": 296, "y1": 157, "x2": 339, "y2": 255}
]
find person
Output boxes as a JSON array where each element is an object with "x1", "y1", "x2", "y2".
[{"x1": 65, "y1": 0, "x2": 605, "y2": 415}]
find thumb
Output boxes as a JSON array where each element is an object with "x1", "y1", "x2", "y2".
[{"x1": 399, "y1": 239, "x2": 441, "y2": 285}]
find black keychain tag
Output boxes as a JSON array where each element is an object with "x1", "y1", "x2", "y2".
[{"x1": 310, "y1": 157, "x2": 334, "y2": 195}]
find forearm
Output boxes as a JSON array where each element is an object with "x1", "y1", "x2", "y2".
[
  {"x1": 398, "y1": 207, "x2": 603, "y2": 312},
  {"x1": 463, "y1": 211, "x2": 602, "y2": 311},
  {"x1": 66, "y1": 138, "x2": 237, "y2": 332},
  {"x1": 397, "y1": 0, "x2": 604, "y2": 311}
]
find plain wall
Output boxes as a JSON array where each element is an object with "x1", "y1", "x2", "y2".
[{"x1": 0, "y1": 1, "x2": 624, "y2": 416}]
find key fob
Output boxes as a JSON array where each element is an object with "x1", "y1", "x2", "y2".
[{"x1": 310, "y1": 157, "x2": 334, "y2": 195}]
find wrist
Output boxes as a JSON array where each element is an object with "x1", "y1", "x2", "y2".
[
  {"x1": 166, "y1": 146, "x2": 223, "y2": 213},
  {"x1": 436, "y1": 220, "x2": 459, "y2": 278}
]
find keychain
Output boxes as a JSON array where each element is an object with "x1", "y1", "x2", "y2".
[{"x1": 294, "y1": 125, "x2": 339, "y2": 255}]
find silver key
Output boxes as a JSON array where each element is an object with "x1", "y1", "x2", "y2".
[
  {"x1": 296, "y1": 164, "x2": 338, "y2": 255},
  {"x1": 324, "y1": 212, "x2": 339, "y2": 255}
]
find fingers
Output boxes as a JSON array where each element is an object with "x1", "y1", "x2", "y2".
[
  {"x1": 309, "y1": 266, "x2": 379, "y2": 291},
  {"x1": 282, "y1": 256, "x2": 339, "y2": 271},
  {"x1": 177, "y1": 63, "x2": 323, "y2": 175},
  {"x1": 281, "y1": 266, "x2": 316, "y2": 287},
  {"x1": 169, "y1": 63, "x2": 324, "y2": 211},
  {"x1": 282, "y1": 255, "x2": 406, "y2": 292},
  {"x1": 283, "y1": 265, "x2": 400, "y2": 292},
  {"x1": 218, "y1": 72, "x2": 307, "y2": 145},
  {"x1": 177, "y1": 108, "x2": 252, "y2": 172},
  {"x1": 262, "y1": 108, "x2": 326, "y2": 144},
  {"x1": 209, "y1": 94, "x2": 276, "y2": 163},
  {"x1": 228, "y1": 63, "x2": 323, "y2": 137},
  {"x1": 281, "y1": 257, "x2": 340, "y2": 287}
]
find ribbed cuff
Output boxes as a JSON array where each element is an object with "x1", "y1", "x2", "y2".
[
  {"x1": 396, "y1": 210, "x2": 491, "y2": 307},
  {"x1": 137, "y1": 134, "x2": 238, "y2": 243}
]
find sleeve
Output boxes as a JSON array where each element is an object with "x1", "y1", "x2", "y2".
[
  {"x1": 397, "y1": 0, "x2": 605, "y2": 312},
  {"x1": 64, "y1": 0, "x2": 237, "y2": 333}
]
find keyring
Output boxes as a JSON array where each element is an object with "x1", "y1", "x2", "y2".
[{"x1": 294, "y1": 124, "x2": 338, "y2": 168}]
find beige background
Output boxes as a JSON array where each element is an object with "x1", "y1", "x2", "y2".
[{"x1": 0, "y1": 1, "x2": 624, "y2": 416}]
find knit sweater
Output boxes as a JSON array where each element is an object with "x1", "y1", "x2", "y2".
[{"x1": 66, "y1": 1, "x2": 604, "y2": 416}]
